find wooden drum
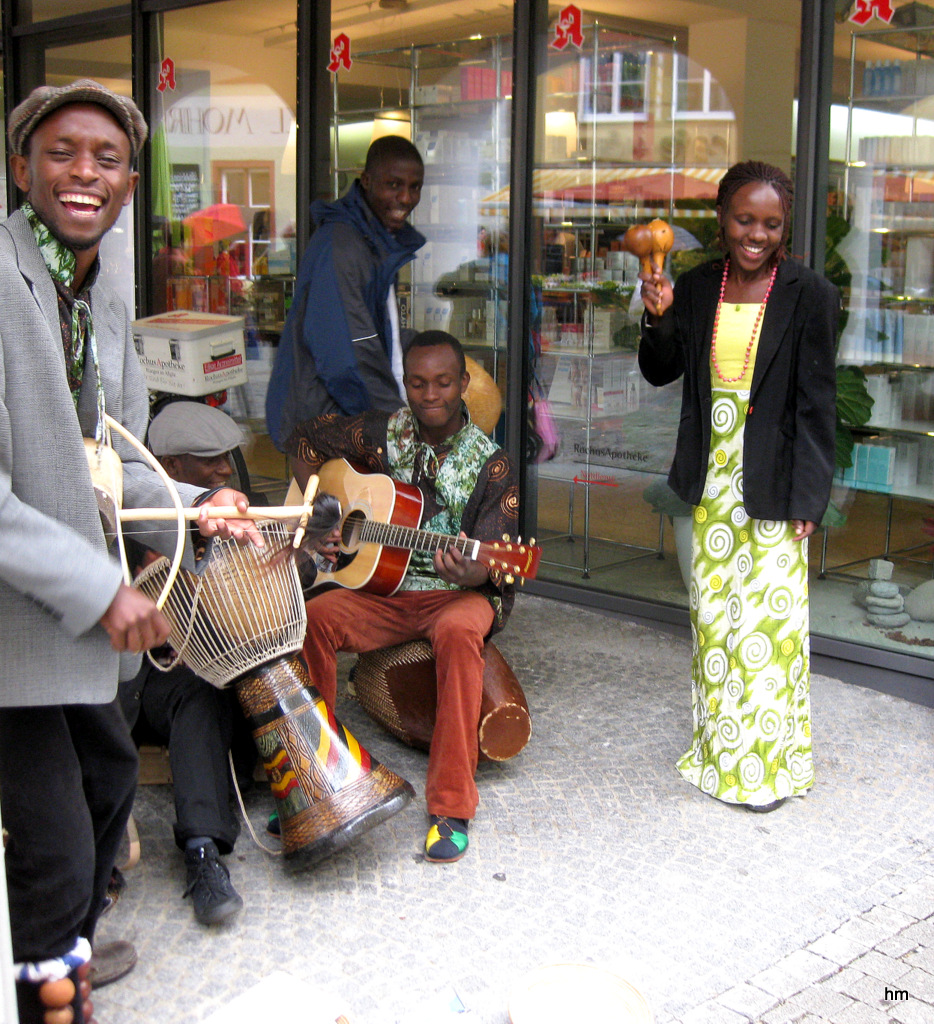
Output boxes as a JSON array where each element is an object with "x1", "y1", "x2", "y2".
[{"x1": 352, "y1": 640, "x2": 531, "y2": 762}]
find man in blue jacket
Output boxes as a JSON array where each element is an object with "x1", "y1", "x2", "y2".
[{"x1": 266, "y1": 135, "x2": 425, "y2": 449}]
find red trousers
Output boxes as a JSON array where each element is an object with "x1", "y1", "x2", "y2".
[{"x1": 303, "y1": 589, "x2": 494, "y2": 819}]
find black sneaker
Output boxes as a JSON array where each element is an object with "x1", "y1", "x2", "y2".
[{"x1": 183, "y1": 840, "x2": 243, "y2": 926}]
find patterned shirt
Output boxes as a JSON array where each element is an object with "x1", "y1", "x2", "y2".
[{"x1": 288, "y1": 405, "x2": 519, "y2": 632}]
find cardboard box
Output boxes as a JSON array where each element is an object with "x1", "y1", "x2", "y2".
[
  {"x1": 412, "y1": 84, "x2": 457, "y2": 105},
  {"x1": 132, "y1": 310, "x2": 247, "y2": 396}
]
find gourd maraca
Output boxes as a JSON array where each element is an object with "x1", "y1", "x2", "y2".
[
  {"x1": 620, "y1": 223, "x2": 654, "y2": 276},
  {"x1": 622, "y1": 218, "x2": 675, "y2": 318},
  {"x1": 621, "y1": 218, "x2": 674, "y2": 277},
  {"x1": 648, "y1": 218, "x2": 674, "y2": 271}
]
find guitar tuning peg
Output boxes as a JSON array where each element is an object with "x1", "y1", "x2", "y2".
[
  {"x1": 500, "y1": 561, "x2": 509, "y2": 570},
  {"x1": 501, "y1": 533, "x2": 509, "y2": 542},
  {"x1": 529, "y1": 537, "x2": 536, "y2": 546},
  {"x1": 505, "y1": 574, "x2": 515, "y2": 585}
]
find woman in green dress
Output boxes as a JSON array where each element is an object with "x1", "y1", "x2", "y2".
[{"x1": 638, "y1": 162, "x2": 839, "y2": 811}]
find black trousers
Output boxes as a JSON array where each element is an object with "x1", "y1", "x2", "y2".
[
  {"x1": 0, "y1": 698, "x2": 138, "y2": 962},
  {"x1": 121, "y1": 661, "x2": 241, "y2": 853}
]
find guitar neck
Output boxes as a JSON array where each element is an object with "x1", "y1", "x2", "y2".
[
  {"x1": 359, "y1": 520, "x2": 479, "y2": 561},
  {"x1": 353, "y1": 517, "x2": 542, "y2": 581}
]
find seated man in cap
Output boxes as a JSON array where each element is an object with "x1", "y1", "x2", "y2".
[{"x1": 120, "y1": 401, "x2": 250, "y2": 927}]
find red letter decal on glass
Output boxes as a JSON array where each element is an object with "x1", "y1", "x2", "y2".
[
  {"x1": 328, "y1": 33, "x2": 353, "y2": 73},
  {"x1": 157, "y1": 57, "x2": 176, "y2": 93},
  {"x1": 849, "y1": 0, "x2": 895, "y2": 26},
  {"x1": 551, "y1": 5, "x2": 584, "y2": 51}
]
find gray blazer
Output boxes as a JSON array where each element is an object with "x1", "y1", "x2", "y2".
[{"x1": 0, "y1": 210, "x2": 200, "y2": 707}]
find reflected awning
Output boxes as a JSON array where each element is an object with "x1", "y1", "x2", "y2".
[{"x1": 480, "y1": 166, "x2": 726, "y2": 214}]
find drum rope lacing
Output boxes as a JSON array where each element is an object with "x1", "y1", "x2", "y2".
[
  {"x1": 228, "y1": 750, "x2": 283, "y2": 857},
  {"x1": 145, "y1": 574, "x2": 207, "y2": 673}
]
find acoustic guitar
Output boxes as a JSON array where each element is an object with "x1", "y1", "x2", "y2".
[{"x1": 308, "y1": 458, "x2": 541, "y2": 596}]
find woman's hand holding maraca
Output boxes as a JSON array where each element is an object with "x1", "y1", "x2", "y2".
[
  {"x1": 622, "y1": 220, "x2": 674, "y2": 319},
  {"x1": 639, "y1": 264, "x2": 674, "y2": 320}
]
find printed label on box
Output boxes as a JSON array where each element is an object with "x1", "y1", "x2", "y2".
[{"x1": 204, "y1": 353, "x2": 244, "y2": 374}]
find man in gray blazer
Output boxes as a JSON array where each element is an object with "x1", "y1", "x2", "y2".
[{"x1": 0, "y1": 80, "x2": 261, "y2": 1024}]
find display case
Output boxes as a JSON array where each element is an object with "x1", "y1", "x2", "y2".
[{"x1": 833, "y1": 23, "x2": 934, "y2": 571}]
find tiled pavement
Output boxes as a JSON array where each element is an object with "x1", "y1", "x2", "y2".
[{"x1": 91, "y1": 595, "x2": 934, "y2": 1024}]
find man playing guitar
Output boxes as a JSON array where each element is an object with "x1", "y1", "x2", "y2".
[{"x1": 288, "y1": 330, "x2": 519, "y2": 863}]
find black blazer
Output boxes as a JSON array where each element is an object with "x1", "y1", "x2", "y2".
[{"x1": 638, "y1": 257, "x2": 839, "y2": 524}]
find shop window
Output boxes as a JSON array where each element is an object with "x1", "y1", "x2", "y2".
[
  {"x1": 526, "y1": 4, "x2": 803, "y2": 616},
  {"x1": 148, "y1": 0, "x2": 297, "y2": 482},
  {"x1": 825, "y1": 0, "x2": 934, "y2": 660}
]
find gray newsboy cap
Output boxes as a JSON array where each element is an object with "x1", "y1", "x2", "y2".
[
  {"x1": 7, "y1": 78, "x2": 148, "y2": 159},
  {"x1": 148, "y1": 402, "x2": 244, "y2": 458}
]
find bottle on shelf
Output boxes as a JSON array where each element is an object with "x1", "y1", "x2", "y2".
[{"x1": 862, "y1": 60, "x2": 874, "y2": 97}]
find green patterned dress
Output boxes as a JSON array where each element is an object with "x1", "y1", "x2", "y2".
[{"x1": 676, "y1": 305, "x2": 814, "y2": 806}]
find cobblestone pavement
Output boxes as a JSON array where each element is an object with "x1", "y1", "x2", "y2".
[{"x1": 91, "y1": 595, "x2": 934, "y2": 1024}]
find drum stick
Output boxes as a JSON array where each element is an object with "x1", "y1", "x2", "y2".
[{"x1": 291, "y1": 475, "x2": 321, "y2": 551}]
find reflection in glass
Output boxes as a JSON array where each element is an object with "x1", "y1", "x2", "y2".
[
  {"x1": 530, "y1": 20, "x2": 735, "y2": 592},
  {"x1": 148, "y1": 0, "x2": 297, "y2": 438},
  {"x1": 332, "y1": 33, "x2": 513, "y2": 440}
]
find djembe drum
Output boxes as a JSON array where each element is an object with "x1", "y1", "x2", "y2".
[{"x1": 135, "y1": 521, "x2": 414, "y2": 867}]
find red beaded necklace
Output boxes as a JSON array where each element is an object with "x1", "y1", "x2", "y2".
[{"x1": 710, "y1": 258, "x2": 778, "y2": 383}]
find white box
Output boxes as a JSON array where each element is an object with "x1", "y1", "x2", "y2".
[{"x1": 132, "y1": 310, "x2": 247, "y2": 396}]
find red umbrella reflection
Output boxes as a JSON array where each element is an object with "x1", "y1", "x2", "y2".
[{"x1": 183, "y1": 203, "x2": 246, "y2": 248}]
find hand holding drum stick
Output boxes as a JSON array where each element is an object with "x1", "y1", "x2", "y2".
[{"x1": 622, "y1": 218, "x2": 674, "y2": 319}]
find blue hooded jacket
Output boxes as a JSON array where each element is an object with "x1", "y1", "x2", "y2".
[{"x1": 265, "y1": 180, "x2": 425, "y2": 450}]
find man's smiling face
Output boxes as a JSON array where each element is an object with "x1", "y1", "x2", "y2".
[{"x1": 11, "y1": 102, "x2": 138, "y2": 272}]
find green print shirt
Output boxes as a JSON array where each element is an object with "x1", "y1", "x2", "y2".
[
  {"x1": 23, "y1": 202, "x2": 107, "y2": 440},
  {"x1": 288, "y1": 405, "x2": 519, "y2": 633}
]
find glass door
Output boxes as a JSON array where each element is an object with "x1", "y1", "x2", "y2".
[
  {"x1": 148, "y1": 0, "x2": 298, "y2": 483},
  {"x1": 527, "y1": 2, "x2": 802, "y2": 609}
]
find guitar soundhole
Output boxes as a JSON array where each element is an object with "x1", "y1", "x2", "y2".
[{"x1": 342, "y1": 509, "x2": 366, "y2": 552}]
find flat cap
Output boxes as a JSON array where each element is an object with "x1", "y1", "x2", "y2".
[
  {"x1": 8, "y1": 78, "x2": 148, "y2": 159},
  {"x1": 148, "y1": 402, "x2": 244, "y2": 458}
]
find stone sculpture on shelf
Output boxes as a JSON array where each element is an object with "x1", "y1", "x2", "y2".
[{"x1": 863, "y1": 558, "x2": 911, "y2": 629}]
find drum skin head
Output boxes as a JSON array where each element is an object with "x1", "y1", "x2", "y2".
[{"x1": 508, "y1": 963, "x2": 653, "y2": 1024}]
